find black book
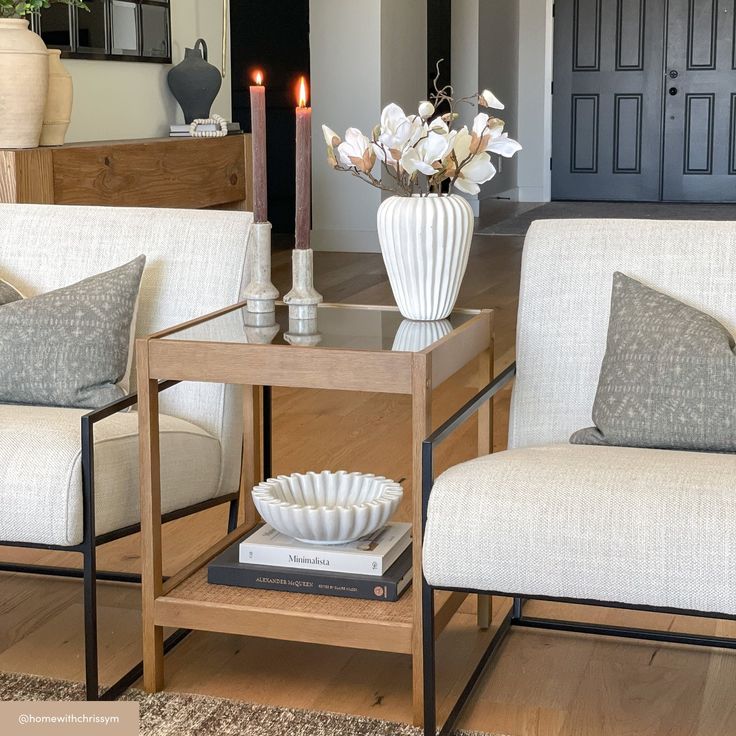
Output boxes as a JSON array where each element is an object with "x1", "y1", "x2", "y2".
[{"x1": 208, "y1": 540, "x2": 413, "y2": 602}]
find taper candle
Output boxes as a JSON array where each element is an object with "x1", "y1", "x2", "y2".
[
  {"x1": 295, "y1": 76, "x2": 311, "y2": 250},
  {"x1": 250, "y1": 70, "x2": 268, "y2": 223}
]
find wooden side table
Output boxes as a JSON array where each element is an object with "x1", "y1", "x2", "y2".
[{"x1": 136, "y1": 302, "x2": 494, "y2": 726}]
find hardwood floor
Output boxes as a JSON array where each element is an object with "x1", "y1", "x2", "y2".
[{"x1": 1, "y1": 232, "x2": 734, "y2": 735}]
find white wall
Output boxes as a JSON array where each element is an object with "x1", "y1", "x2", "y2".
[
  {"x1": 65, "y1": 0, "x2": 231, "y2": 142},
  {"x1": 478, "y1": 0, "x2": 520, "y2": 200},
  {"x1": 310, "y1": 0, "x2": 427, "y2": 253},
  {"x1": 451, "y1": 0, "x2": 479, "y2": 135},
  {"x1": 516, "y1": 0, "x2": 553, "y2": 202},
  {"x1": 454, "y1": 0, "x2": 553, "y2": 205},
  {"x1": 380, "y1": 0, "x2": 427, "y2": 114},
  {"x1": 309, "y1": 0, "x2": 382, "y2": 253}
]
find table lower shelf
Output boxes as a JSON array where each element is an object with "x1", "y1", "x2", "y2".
[{"x1": 155, "y1": 567, "x2": 466, "y2": 656}]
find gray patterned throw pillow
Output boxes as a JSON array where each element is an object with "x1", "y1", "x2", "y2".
[
  {"x1": 571, "y1": 272, "x2": 736, "y2": 452},
  {"x1": 0, "y1": 255, "x2": 145, "y2": 409},
  {"x1": 0, "y1": 278, "x2": 23, "y2": 306}
]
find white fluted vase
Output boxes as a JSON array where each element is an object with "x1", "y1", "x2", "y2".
[
  {"x1": 377, "y1": 194, "x2": 474, "y2": 321},
  {"x1": 391, "y1": 319, "x2": 452, "y2": 352}
]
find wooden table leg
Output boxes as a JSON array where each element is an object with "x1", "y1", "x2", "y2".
[
  {"x1": 476, "y1": 327, "x2": 494, "y2": 630},
  {"x1": 411, "y1": 353, "x2": 432, "y2": 727},
  {"x1": 240, "y1": 385, "x2": 261, "y2": 528},
  {"x1": 137, "y1": 341, "x2": 165, "y2": 692}
]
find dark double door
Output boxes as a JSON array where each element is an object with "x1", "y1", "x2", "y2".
[{"x1": 553, "y1": 0, "x2": 736, "y2": 202}]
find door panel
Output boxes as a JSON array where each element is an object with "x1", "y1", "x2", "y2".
[
  {"x1": 552, "y1": 0, "x2": 666, "y2": 200},
  {"x1": 662, "y1": 0, "x2": 736, "y2": 201}
]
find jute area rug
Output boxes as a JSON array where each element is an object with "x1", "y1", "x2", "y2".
[{"x1": 0, "y1": 672, "x2": 504, "y2": 736}]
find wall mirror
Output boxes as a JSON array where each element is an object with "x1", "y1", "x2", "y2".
[{"x1": 31, "y1": 0, "x2": 171, "y2": 63}]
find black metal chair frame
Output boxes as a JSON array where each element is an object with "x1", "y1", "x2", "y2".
[
  {"x1": 0, "y1": 380, "x2": 240, "y2": 701},
  {"x1": 422, "y1": 362, "x2": 736, "y2": 735}
]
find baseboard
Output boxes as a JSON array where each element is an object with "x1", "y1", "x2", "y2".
[
  {"x1": 480, "y1": 187, "x2": 520, "y2": 203},
  {"x1": 516, "y1": 186, "x2": 550, "y2": 202},
  {"x1": 311, "y1": 229, "x2": 381, "y2": 253}
]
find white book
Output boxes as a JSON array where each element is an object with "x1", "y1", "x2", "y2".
[
  {"x1": 238, "y1": 522, "x2": 412, "y2": 576},
  {"x1": 169, "y1": 122, "x2": 241, "y2": 134}
]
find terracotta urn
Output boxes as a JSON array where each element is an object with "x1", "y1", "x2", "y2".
[
  {"x1": 0, "y1": 19, "x2": 49, "y2": 149},
  {"x1": 40, "y1": 49, "x2": 73, "y2": 146}
]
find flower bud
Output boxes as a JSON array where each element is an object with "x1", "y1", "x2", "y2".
[
  {"x1": 479, "y1": 89, "x2": 504, "y2": 110},
  {"x1": 322, "y1": 124, "x2": 341, "y2": 147},
  {"x1": 418, "y1": 101, "x2": 435, "y2": 119}
]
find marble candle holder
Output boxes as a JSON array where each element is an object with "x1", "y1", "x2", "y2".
[
  {"x1": 283, "y1": 248, "x2": 322, "y2": 320},
  {"x1": 243, "y1": 308, "x2": 280, "y2": 344},
  {"x1": 284, "y1": 316, "x2": 321, "y2": 347},
  {"x1": 243, "y1": 221, "x2": 279, "y2": 313}
]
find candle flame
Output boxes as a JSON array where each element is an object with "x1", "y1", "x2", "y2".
[
  {"x1": 297, "y1": 76, "x2": 308, "y2": 108},
  {"x1": 254, "y1": 70, "x2": 263, "y2": 85}
]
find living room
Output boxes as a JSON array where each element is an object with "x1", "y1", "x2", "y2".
[{"x1": 1, "y1": 1, "x2": 735, "y2": 736}]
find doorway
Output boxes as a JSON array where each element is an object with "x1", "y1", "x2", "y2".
[
  {"x1": 230, "y1": 0, "x2": 310, "y2": 234},
  {"x1": 552, "y1": 0, "x2": 736, "y2": 202}
]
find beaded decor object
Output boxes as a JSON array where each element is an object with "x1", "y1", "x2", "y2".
[{"x1": 190, "y1": 113, "x2": 228, "y2": 138}]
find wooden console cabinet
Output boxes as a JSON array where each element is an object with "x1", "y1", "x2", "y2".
[{"x1": 0, "y1": 135, "x2": 252, "y2": 211}]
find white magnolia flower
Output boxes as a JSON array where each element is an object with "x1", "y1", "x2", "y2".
[
  {"x1": 418, "y1": 100, "x2": 435, "y2": 119},
  {"x1": 452, "y1": 126, "x2": 474, "y2": 162},
  {"x1": 400, "y1": 130, "x2": 453, "y2": 176},
  {"x1": 375, "y1": 103, "x2": 423, "y2": 165},
  {"x1": 454, "y1": 153, "x2": 496, "y2": 194},
  {"x1": 322, "y1": 124, "x2": 341, "y2": 147},
  {"x1": 470, "y1": 113, "x2": 522, "y2": 157},
  {"x1": 428, "y1": 117, "x2": 450, "y2": 134},
  {"x1": 337, "y1": 127, "x2": 376, "y2": 173},
  {"x1": 451, "y1": 127, "x2": 497, "y2": 194},
  {"x1": 479, "y1": 89, "x2": 505, "y2": 110},
  {"x1": 322, "y1": 125, "x2": 341, "y2": 168},
  {"x1": 489, "y1": 131, "x2": 522, "y2": 158},
  {"x1": 322, "y1": 88, "x2": 520, "y2": 195}
]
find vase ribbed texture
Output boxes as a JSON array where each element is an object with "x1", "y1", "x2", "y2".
[
  {"x1": 391, "y1": 319, "x2": 453, "y2": 352},
  {"x1": 377, "y1": 194, "x2": 474, "y2": 321},
  {"x1": 40, "y1": 49, "x2": 72, "y2": 147}
]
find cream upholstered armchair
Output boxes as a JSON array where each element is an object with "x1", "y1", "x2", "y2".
[
  {"x1": 421, "y1": 219, "x2": 736, "y2": 735},
  {"x1": 0, "y1": 204, "x2": 252, "y2": 700}
]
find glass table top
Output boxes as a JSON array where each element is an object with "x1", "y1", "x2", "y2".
[{"x1": 161, "y1": 303, "x2": 479, "y2": 353}]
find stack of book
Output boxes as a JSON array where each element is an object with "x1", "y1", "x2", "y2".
[
  {"x1": 208, "y1": 522, "x2": 412, "y2": 602},
  {"x1": 169, "y1": 122, "x2": 242, "y2": 137}
]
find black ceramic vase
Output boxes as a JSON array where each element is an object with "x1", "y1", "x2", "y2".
[{"x1": 167, "y1": 39, "x2": 222, "y2": 124}]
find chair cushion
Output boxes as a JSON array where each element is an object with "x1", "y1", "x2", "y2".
[
  {"x1": 423, "y1": 444, "x2": 736, "y2": 615},
  {"x1": 0, "y1": 404, "x2": 223, "y2": 547}
]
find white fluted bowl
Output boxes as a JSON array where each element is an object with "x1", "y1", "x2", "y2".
[{"x1": 251, "y1": 471, "x2": 403, "y2": 545}]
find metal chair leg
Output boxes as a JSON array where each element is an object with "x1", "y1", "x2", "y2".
[
  {"x1": 82, "y1": 542, "x2": 99, "y2": 700},
  {"x1": 227, "y1": 497, "x2": 239, "y2": 533},
  {"x1": 512, "y1": 596, "x2": 523, "y2": 619},
  {"x1": 423, "y1": 577, "x2": 437, "y2": 736},
  {"x1": 81, "y1": 415, "x2": 100, "y2": 700}
]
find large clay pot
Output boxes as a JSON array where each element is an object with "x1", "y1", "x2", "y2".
[
  {"x1": 0, "y1": 19, "x2": 49, "y2": 149},
  {"x1": 377, "y1": 194, "x2": 474, "y2": 321},
  {"x1": 40, "y1": 49, "x2": 73, "y2": 146},
  {"x1": 167, "y1": 38, "x2": 222, "y2": 124}
]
